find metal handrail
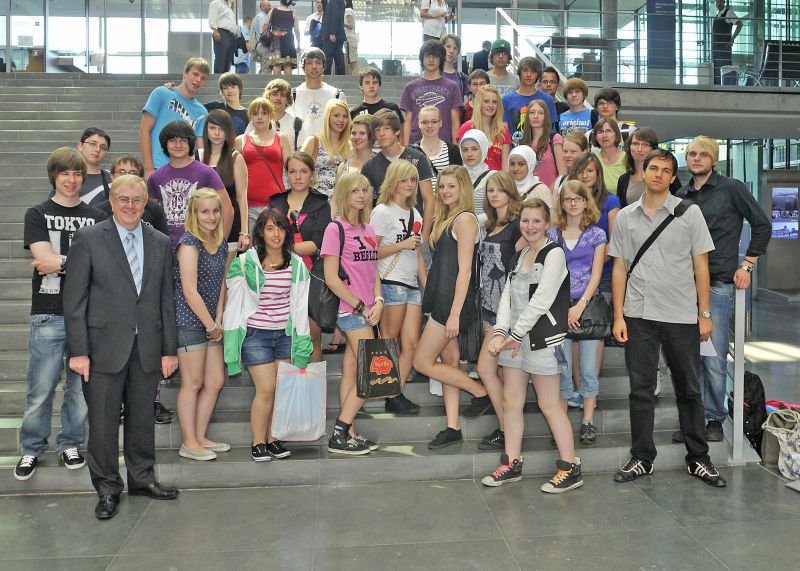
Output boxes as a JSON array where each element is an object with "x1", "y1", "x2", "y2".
[{"x1": 731, "y1": 288, "x2": 747, "y2": 464}]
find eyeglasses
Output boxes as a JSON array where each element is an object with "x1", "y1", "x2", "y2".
[
  {"x1": 561, "y1": 196, "x2": 586, "y2": 204},
  {"x1": 115, "y1": 197, "x2": 147, "y2": 206},
  {"x1": 596, "y1": 129, "x2": 615, "y2": 136},
  {"x1": 82, "y1": 140, "x2": 109, "y2": 152},
  {"x1": 540, "y1": 80, "x2": 559, "y2": 86},
  {"x1": 630, "y1": 141, "x2": 653, "y2": 149},
  {"x1": 113, "y1": 169, "x2": 142, "y2": 176}
]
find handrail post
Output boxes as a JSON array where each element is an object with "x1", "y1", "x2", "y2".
[{"x1": 731, "y1": 288, "x2": 746, "y2": 465}]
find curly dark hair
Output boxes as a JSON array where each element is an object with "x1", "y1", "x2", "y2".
[{"x1": 252, "y1": 208, "x2": 294, "y2": 270}]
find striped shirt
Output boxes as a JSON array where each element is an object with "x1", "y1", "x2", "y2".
[
  {"x1": 425, "y1": 140, "x2": 450, "y2": 194},
  {"x1": 247, "y1": 267, "x2": 292, "y2": 330}
]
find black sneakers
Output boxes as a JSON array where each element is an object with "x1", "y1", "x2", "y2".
[
  {"x1": 477, "y1": 428, "x2": 505, "y2": 450},
  {"x1": 427, "y1": 427, "x2": 463, "y2": 449},
  {"x1": 385, "y1": 393, "x2": 420, "y2": 415},
  {"x1": 266, "y1": 440, "x2": 291, "y2": 459},
  {"x1": 688, "y1": 460, "x2": 727, "y2": 487},
  {"x1": 353, "y1": 434, "x2": 379, "y2": 451},
  {"x1": 541, "y1": 458, "x2": 583, "y2": 493},
  {"x1": 705, "y1": 420, "x2": 724, "y2": 442},
  {"x1": 14, "y1": 455, "x2": 37, "y2": 481},
  {"x1": 154, "y1": 401, "x2": 174, "y2": 424},
  {"x1": 60, "y1": 447, "x2": 85, "y2": 470},
  {"x1": 251, "y1": 443, "x2": 272, "y2": 462},
  {"x1": 579, "y1": 422, "x2": 597, "y2": 446},
  {"x1": 614, "y1": 457, "x2": 654, "y2": 482},
  {"x1": 482, "y1": 457, "x2": 524, "y2": 487},
  {"x1": 328, "y1": 431, "x2": 371, "y2": 455},
  {"x1": 461, "y1": 395, "x2": 493, "y2": 418}
]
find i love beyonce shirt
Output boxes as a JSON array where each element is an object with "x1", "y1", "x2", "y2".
[{"x1": 320, "y1": 219, "x2": 378, "y2": 313}]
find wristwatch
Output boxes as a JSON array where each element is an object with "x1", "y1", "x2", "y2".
[
  {"x1": 59, "y1": 257, "x2": 67, "y2": 272},
  {"x1": 739, "y1": 264, "x2": 753, "y2": 273},
  {"x1": 699, "y1": 311, "x2": 711, "y2": 319}
]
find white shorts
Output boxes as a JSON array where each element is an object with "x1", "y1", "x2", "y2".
[{"x1": 498, "y1": 341, "x2": 560, "y2": 376}]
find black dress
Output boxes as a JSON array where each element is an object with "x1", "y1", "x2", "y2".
[{"x1": 422, "y1": 214, "x2": 482, "y2": 361}]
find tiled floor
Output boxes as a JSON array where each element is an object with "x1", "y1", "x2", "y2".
[{"x1": 0, "y1": 465, "x2": 797, "y2": 570}]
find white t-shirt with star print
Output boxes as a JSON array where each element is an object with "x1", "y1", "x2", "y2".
[{"x1": 291, "y1": 82, "x2": 347, "y2": 147}]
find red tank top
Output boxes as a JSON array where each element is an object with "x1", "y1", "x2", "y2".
[{"x1": 243, "y1": 133, "x2": 285, "y2": 206}]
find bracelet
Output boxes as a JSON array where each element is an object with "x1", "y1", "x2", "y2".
[
  {"x1": 580, "y1": 297, "x2": 590, "y2": 306},
  {"x1": 374, "y1": 296, "x2": 385, "y2": 305},
  {"x1": 205, "y1": 324, "x2": 219, "y2": 332},
  {"x1": 352, "y1": 300, "x2": 366, "y2": 314},
  {"x1": 740, "y1": 264, "x2": 753, "y2": 273},
  {"x1": 239, "y1": 232, "x2": 250, "y2": 237}
]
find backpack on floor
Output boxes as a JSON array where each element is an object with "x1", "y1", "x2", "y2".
[{"x1": 728, "y1": 371, "x2": 768, "y2": 455}]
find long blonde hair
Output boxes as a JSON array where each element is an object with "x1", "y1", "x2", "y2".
[
  {"x1": 333, "y1": 172, "x2": 371, "y2": 227},
  {"x1": 470, "y1": 85, "x2": 504, "y2": 145},
  {"x1": 378, "y1": 159, "x2": 418, "y2": 209},
  {"x1": 184, "y1": 188, "x2": 225, "y2": 246},
  {"x1": 319, "y1": 99, "x2": 353, "y2": 161},
  {"x1": 430, "y1": 165, "x2": 474, "y2": 247}
]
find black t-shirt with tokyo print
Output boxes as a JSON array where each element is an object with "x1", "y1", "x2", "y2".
[{"x1": 23, "y1": 199, "x2": 105, "y2": 315}]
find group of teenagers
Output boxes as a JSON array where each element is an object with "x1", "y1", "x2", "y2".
[{"x1": 17, "y1": 45, "x2": 772, "y2": 516}]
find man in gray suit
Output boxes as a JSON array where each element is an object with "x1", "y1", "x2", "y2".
[{"x1": 64, "y1": 174, "x2": 179, "y2": 520}]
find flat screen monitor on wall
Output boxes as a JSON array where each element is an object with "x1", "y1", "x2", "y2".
[{"x1": 771, "y1": 187, "x2": 798, "y2": 240}]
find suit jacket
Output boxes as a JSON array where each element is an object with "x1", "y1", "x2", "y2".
[
  {"x1": 471, "y1": 49, "x2": 489, "y2": 72},
  {"x1": 320, "y1": 0, "x2": 346, "y2": 41},
  {"x1": 64, "y1": 217, "x2": 177, "y2": 375}
]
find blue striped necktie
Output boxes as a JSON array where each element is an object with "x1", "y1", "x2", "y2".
[{"x1": 125, "y1": 232, "x2": 142, "y2": 294}]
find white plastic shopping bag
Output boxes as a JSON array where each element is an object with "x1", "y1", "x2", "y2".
[{"x1": 272, "y1": 361, "x2": 327, "y2": 442}]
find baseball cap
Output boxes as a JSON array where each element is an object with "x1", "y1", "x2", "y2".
[{"x1": 491, "y1": 39, "x2": 511, "y2": 53}]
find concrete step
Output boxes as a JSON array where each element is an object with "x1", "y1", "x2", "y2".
[
  {"x1": 0, "y1": 131, "x2": 139, "y2": 143},
  {"x1": 0, "y1": 179, "x2": 49, "y2": 193},
  {"x1": 2, "y1": 120, "x2": 143, "y2": 130},
  {"x1": 0, "y1": 223, "x2": 25, "y2": 240},
  {"x1": 0, "y1": 279, "x2": 31, "y2": 302},
  {"x1": 0, "y1": 141, "x2": 143, "y2": 153},
  {"x1": 0, "y1": 396, "x2": 683, "y2": 454},
  {"x1": 0, "y1": 325, "x2": 30, "y2": 351},
  {"x1": 0, "y1": 206, "x2": 28, "y2": 222},
  {"x1": 0, "y1": 239, "x2": 25, "y2": 259},
  {"x1": 0, "y1": 352, "x2": 28, "y2": 381},
  {"x1": 0, "y1": 259, "x2": 34, "y2": 279},
  {"x1": 0, "y1": 302, "x2": 29, "y2": 326},
  {"x1": 0, "y1": 433, "x2": 727, "y2": 493}
]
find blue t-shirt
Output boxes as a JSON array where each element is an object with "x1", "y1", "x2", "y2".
[
  {"x1": 174, "y1": 232, "x2": 229, "y2": 328},
  {"x1": 501, "y1": 90, "x2": 558, "y2": 147},
  {"x1": 559, "y1": 108, "x2": 595, "y2": 137},
  {"x1": 598, "y1": 193, "x2": 622, "y2": 275},
  {"x1": 142, "y1": 86, "x2": 207, "y2": 169}
]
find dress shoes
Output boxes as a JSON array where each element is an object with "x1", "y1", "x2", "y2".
[
  {"x1": 128, "y1": 482, "x2": 180, "y2": 500},
  {"x1": 95, "y1": 494, "x2": 120, "y2": 520}
]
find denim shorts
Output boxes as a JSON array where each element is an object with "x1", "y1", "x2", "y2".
[
  {"x1": 177, "y1": 326, "x2": 220, "y2": 353},
  {"x1": 598, "y1": 271, "x2": 612, "y2": 298},
  {"x1": 481, "y1": 309, "x2": 497, "y2": 327},
  {"x1": 241, "y1": 327, "x2": 291, "y2": 367},
  {"x1": 336, "y1": 312, "x2": 370, "y2": 332},
  {"x1": 381, "y1": 283, "x2": 422, "y2": 307}
]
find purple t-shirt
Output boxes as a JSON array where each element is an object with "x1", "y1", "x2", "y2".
[
  {"x1": 399, "y1": 76, "x2": 463, "y2": 144},
  {"x1": 320, "y1": 219, "x2": 378, "y2": 313},
  {"x1": 146, "y1": 160, "x2": 225, "y2": 249},
  {"x1": 548, "y1": 225, "x2": 607, "y2": 300}
]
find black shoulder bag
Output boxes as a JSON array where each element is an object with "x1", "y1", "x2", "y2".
[{"x1": 309, "y1": 221, "x2": 349, "y2": 333}]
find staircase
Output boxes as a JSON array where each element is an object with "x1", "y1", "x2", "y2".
[{"x1": 0, "y1": 73, "x2": 723, "y2": 493}]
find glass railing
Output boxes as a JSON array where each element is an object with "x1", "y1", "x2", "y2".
[{"x1": 496, "y1": 7, "x2": 800, "y2": 89}]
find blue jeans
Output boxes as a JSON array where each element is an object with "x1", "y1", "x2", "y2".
[
  {"x1": 559, "y1": 338, "x2": 602, "y2": 400},
  {"x1": 700, "y1": 283, "x2": 734, "y2": 423},
  {"x1": 20, "y1": 314, "x2": 87, "y2": 456}
]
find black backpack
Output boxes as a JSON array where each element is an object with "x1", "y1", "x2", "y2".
[{"x1": 727, "y1": 371, "x2": 768, "y2": 455}]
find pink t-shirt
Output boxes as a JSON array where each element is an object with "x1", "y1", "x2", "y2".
[
  {"x1": 533, "y1": 132, "x2": 563, "y2": 187},
  {"x1": 456, "y1": 121, "x2": 512, "y2": 172},
  {"x1": 320, "y1": 219, "x2": 378, "y2": 313}
]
